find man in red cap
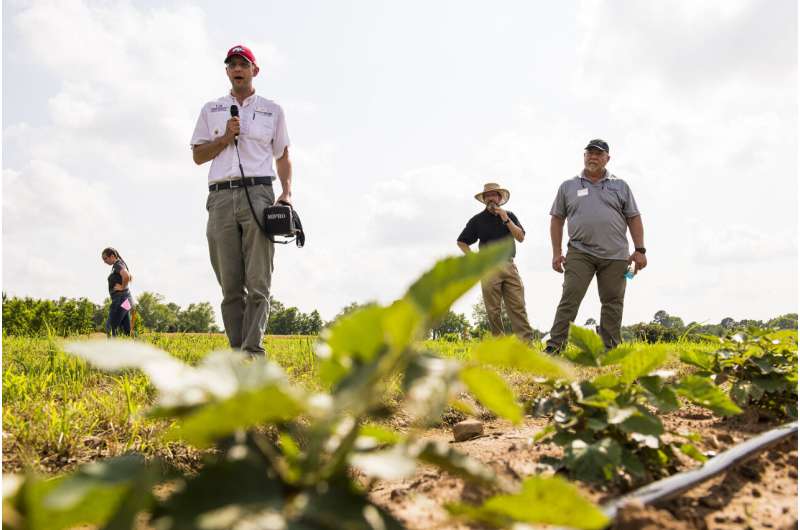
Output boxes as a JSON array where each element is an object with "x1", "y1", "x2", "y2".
[{"x1": 190, "y1": 44, "x2": 292, "y2": 357}]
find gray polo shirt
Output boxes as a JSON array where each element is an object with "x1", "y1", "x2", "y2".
[{"x1": 550, "y1": 171, "x2": 640, "y2": 260}]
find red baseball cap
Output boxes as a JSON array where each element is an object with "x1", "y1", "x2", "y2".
[{"x1": 224, "y1": 45, "x2": 257, "y2": 66}]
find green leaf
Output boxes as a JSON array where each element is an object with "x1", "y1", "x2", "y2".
[
  {"x1": 460, "y1": 366, "x2": 523, "y2": 424},
  {"x1": 357, "y1": 424, "x2": 404, "y2": 446},
  {"x1": 471, "y1": 335, "x2": 574, "y2": 380},
  {"x1": 16, "y1": 456, "x2": 156, "y2": 530},
  {"x1": 579, "y1": 388, "x2": 619, "y2": 409},
  {"x1": 752, "y1": 375, "x2": 790, "y2": 392},
  {"x1": 620, "y1": 411, "x2": 664, "y2": 436},
  {"x1": 165, "y1": 385, "x2": 304, "y2": 448},
  {"x1": 569, "y1": 324, "x2": 606, "y2": 359},
  {"x1": 676, "y1": 375, "x2": 743, "y2": 416},
  {"x1": 606, "y1": 406, "x2": 636, "y2": 424},
  {"x1": 152, "y1": 454, "x2": 286, "y2": 529},
  {"x1": 638, "y1": 376, "x2": 680, "y2": 412},
  {"x1": 679, "y1": 443, "x2": 708, "y2": 463},
  {"x1": 298, "y1": 478, "x2": 405, "y2": 530},
  {"x1": 479, "y1": 476, "x2": 609, "y2": 530},
  {"x1": 601, "y1": 344, "x2": 637, "y2": 366},
  {"x1": 679, "y1": 350, "x2": 716, "y2": 371},
  {"x1": 565, "y1": 438, "x2": 622, "y2": 483},
  {"x1": 731, "y1": 381, "x2": 751, "y2": 405},
  {"x1": 620, "y1": 449, "x2": 646, "y2": 479},
  {"x1": 620, "y1": 348, "x2": 667, "y2": 384},
  {"x1": 405, "y1": 240, "x2": 513, "y2": 322},
  {"x1": 414, "y1": 440, "x2": 496, "y2": 485},
  {"x1": 591, "y1": 373, "x2": 620, "y2": 389}
]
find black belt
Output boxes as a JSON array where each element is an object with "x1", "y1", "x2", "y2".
[{"x1": 209, "y1": 177, "x2": 273, "y2": 192}]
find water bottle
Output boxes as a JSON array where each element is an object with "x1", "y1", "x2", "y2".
[{"x1": 624, "y1": 262, "x2": 636, "y2": 280}]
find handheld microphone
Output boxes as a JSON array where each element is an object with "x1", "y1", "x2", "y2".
[{"x1": 230, "y1": 104, "x2": 239, "y2": 146}]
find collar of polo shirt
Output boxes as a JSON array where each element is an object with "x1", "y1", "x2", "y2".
[{"x1": 581, "y1": 169, "x2": 610, "y2": 182}]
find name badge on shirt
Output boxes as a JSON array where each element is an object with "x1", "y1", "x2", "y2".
[{"x1": 577, "y1": 188, "x2": 589, "y2": 197}]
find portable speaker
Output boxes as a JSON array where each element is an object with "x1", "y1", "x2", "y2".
[{"x1": 263, "y1": 203, "x2": 297, "y2": 237}]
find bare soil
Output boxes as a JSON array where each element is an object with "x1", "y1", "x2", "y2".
[{"x1": 368, "y1": 406, "x2": 798, "y2": 529}]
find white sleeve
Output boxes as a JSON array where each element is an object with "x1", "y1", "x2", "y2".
[
  {"x1": 190, "y1": 106, "x2": 211, "y2": 147},
  {"x1": 272, "y1": 105, "x2": 290, "y2": 158}
]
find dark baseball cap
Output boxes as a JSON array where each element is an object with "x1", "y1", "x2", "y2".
[
  {"x1": 585, "y1": 139, "x2": 610, "y2": 153},
  {"x1": 224, "y1": 45, "x2": 257, "y2": 66}
]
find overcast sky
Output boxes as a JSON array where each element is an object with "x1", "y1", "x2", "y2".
[{"x1": 2, "y1": 0, "x2": 797, "y2": 331}]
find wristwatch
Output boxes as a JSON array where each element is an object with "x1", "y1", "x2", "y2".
[
  {"x1": 503, "y1": 219, "x2": 511, "y2": 225},
  {"x1": 635, "y1": 247, "x2": 646, "y2": 254}
]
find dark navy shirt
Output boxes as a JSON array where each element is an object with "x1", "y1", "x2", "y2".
[
  {"x1": 107, "y1": 260, "x2": 130, "y2": 296},
  {"x1": 457, "y1": 209, "x2": 524, "y2": 258}
]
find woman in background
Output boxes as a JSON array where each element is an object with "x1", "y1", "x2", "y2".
[{"x1": 101, "y1": 247, "x2": 134, "y2": 336}]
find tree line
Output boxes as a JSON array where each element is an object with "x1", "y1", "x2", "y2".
[
  {"x1": 1, "y1": 293, "x2": 325, "y2": 337},
  {"x1": 3, "y1": 292, "x2": 795, "y2": 341},
  {"x1": 429, "y1": 304, "x2": 797, "y2": 342}
]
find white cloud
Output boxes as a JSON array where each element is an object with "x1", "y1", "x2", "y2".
[{"x1": 2, "y1": 0, "x2": 795, "y2": 330}]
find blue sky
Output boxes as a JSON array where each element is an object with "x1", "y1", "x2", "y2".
[{"x1": 2, "y1": 0, "x2": 797, "y2": 329}]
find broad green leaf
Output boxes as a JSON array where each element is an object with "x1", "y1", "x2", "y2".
[
  {"x1": 325, "y1": 305, "x2": 389, "y2": 364},
  {"x1": 15, "y1": 456, "x2": 156, "y2": 530},
  {"x1": 620, "y1": 449, "x2": 646, "y2": 478},
  {"x1": 579, "y1": 388, "x2": 618, "y2": 409},
  {"x1": 479, "y1": 476, "x2": 608, "y2": 530},
  {"x1": 676, "y1": 375, "x2": 743, "y2": 416},
  {"x1": 620, "y1": 348, "x2": 667, "y2": 384},
  {"x1": 565, "y1": 438, "x2": 622, "y2": 483},
  {"x1": 471, "y1": 335, "x2": 574, "y2": 380},
  {"x1": 460, "y1": 366, "x2": 523, "y2": 424},
  {"x1": 620, "y1": 412, "x2": 663, "y2": 436},
  {"x1": 405, "y1": 240, "x2": 513, "y2": 322},
  {"x1": 66, "y1": 342, "x2": 276, "y2": 409},
  {"x1": 601, "y1": 344, "x2": 637, "y2": 366},
  {"x1": 752, "y1": 375, "x2": 790, "y2": 392},
  {"x1": 591, "y1": 373, "x2": 620, "y2": 389},
  {"x1": 152, "y1": 454, "x2": 285, "y2": 529},
  {"x1": 297, "y1": 478, "x2": 405, "y2": 530},
  {"x1": 680, "y1": 443, "x2": 708, "y2": 463},
  {"x1": 568, "y1": 325, "x2": 605, "y2": 365},
  {"x1": 320, "y1": 300, "x2": 422, "y2": 391},
  {"x1": 606, "y1": 405, "x2": 636, "y2": 424},
  {"x1": 357, "y1": 424, "x2": 403, "y2": 446},
  {"x1": 165, "y1": 385, "x2": 303, "y2": 448},
  {"x1": 679, "y1": 350, "x2": 715, "y2": 371},
  {"x1": 414, "y1": 440, "x2": 496, "y2": 485},
  {"x1": 730, "y1": 381, "x2": 751, "y2": 405},
  {"x1": 562, "y1": 348, "x2": 599, "y2": 367},
  {"x1": 638, "y1": 376, "x2": 680, "y2": 412}
]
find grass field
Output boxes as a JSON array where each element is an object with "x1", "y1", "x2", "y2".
[{"x1": 1, "y1": 332, "x2": 718, "y2": 474}]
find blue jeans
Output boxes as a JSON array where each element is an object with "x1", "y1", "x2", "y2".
[{"x1": 106, "y1": 292, "x2": 133, "y2": 337}]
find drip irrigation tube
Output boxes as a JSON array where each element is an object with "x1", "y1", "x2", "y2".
[{"x1": 601, "y1": 421, "x2": 798, "y2": 523}]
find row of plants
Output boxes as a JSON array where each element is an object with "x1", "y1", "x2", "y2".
[
  {"x1": 3, "y1": 241, "x2": 796, "y2": 529},
  {"x1": 2, "y1": 242, "x2": 612, "y2": 530}
]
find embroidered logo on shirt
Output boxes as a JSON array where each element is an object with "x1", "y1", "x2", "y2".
[{"x1": 211, "y1": 104, "x2": 228, "y2": 113}]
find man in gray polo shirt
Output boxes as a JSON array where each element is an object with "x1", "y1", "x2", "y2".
[{"x1": 545, "y1": 139, "x2": 647, "y2": 352}]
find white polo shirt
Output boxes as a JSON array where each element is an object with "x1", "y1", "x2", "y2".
[{"x1": 190, "y1": 93, "x2": 290, "y2": 184}]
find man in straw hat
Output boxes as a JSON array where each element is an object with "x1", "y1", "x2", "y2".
[
  {"x1": 545, "y1": 139, "x2": 646, "y2": 353},
  {"x1": 457, "y1": 183, "x2": 535, "y2": 342}
]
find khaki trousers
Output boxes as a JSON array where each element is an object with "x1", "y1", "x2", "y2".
[
  {"x1": 206, "y1": 184, "x2": 275, "y2": 355},
  {"x1": 547, "y1": 248, "x2": 628, "y2": 351},
  {"x1": 481, "y1": 261, "x2": 534, "y2": 342}
]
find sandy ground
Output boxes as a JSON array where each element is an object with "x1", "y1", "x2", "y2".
[{"x1": 367, "y1": 407, "x2": 798, "y2": 530}]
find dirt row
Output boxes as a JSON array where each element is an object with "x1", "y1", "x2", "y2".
[{"x1": 368, "y1": 407, "x2": 798, "y2": 529}]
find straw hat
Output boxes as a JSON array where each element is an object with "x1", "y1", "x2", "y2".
[{"x1": 474, "y1": 182, "x2": 510, "y2": 206}]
